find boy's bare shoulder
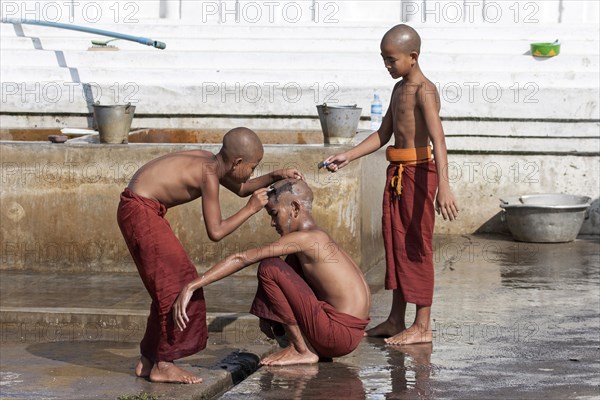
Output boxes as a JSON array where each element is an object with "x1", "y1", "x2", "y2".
[
  {"x1": 176, "y1": 149, "x2": 215, "y2": 158},
  {"x1": 391, "y1": 79, "x2": 404, "y2": 94},
  {"x1": 285, "y1": 228, "x2": 333, "y2": 246}
]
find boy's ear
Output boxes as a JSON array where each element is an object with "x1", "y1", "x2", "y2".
[
  {"x1": 232, "y1": 157, "x2": 243, "y2": 169},
  {"x1": 410, "y1": 51, "x2": 419, "y2": 63},
  {"x1": 291, "y1": 200, "x2": 301, "y2": 217}
]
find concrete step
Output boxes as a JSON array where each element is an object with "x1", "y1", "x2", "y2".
[
  {"x1": 3, "y1": 35, "x2": 599, "y2": 54},
  {"x1": 2, "y1": 66, "x2": 596, "y2": 86},
  {"x1": 2, "y1": 81, "x2": 598, "y2": 120},
  {"x1": 2, "y1": 48, "x2": 598, "y2": 72},
  {"x1": 2, "y1": 114, "x2": 598, "y2": 138},
  {"x1": 0, "y1": 271, "x2": 260, "y2": 343},
  {"x1": 2, "y1": 65, "x2": 598, "y2": 119},
  {"x1": 2, "y1": 21, "x2": 598, "y2": 40}
]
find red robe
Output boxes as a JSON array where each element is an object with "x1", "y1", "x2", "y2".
[
  {"x1": 117, "y1": 188, "x2": 207, "y2": 362},
  {"x1": 250, "y1": 255, "x2": 369, "y2": 358},
  {"x1": 383, "y1": 146, "x2": 437, "y2": 306}
]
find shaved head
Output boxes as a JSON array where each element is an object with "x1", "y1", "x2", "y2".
[
  {"x1": 268, "y1": 178, "x2": 313, "y2": 211},
  {"x1": 381, "y1": 24, "x2": 421, "y2": 54},
  {"x1": 221, "y1": 127, "x2": 264, "y2": 162}
]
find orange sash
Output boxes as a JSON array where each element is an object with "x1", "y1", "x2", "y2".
[{"x1": 386, "y1": 146, "x2": 432, "y2": 195}]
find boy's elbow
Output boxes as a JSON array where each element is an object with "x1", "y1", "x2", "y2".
[{"x1": 206, "y1": 229, "x2": 225, "y2": 242}]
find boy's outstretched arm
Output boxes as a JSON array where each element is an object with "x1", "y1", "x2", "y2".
[
  {"x1": 417, "y1": 83, "x2": 459, "y2": 221},
  {"x1": 324, "y1": 90, "x2": 396, "y2": 172},
  {"x1": 201, "y1": 176, "x2": 269, "y2": 242},
  {"x1": 173, "y1": 231, "x2": 313, "y2": 331},
  {"x1": 222, "y1": 168, "x2": 305, "y2": 197}
]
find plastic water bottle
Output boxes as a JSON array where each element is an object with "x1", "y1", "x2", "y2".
[{"x1": 370, "y1": 91, "x2": 383, "y2": 131}]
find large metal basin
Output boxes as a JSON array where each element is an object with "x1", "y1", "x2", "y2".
[{"x1": 500, "y1": 194, "x2": 591, "y2": 243}]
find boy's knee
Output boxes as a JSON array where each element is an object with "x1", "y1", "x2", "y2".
[{"x1": 257, "y1": 257, "x2": 286, "y2": 278}]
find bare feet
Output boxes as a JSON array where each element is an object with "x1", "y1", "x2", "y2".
[
  {"x1": 384, "y1": 324, "x2": 432, "y2": 346},
  {"x1": 135, "y1": 355, "x2": 153, "y2": 378},
  {"x1": 400, "y1": 342, "x2": 433, "y2": 364},
  {"x1": 364, "y1": 319, "x2": 406, "y2": 338},
  {"x1": 260, "y1": 345, "x2": 319, "y2": 366},
  {"x1": 149, "y1": 361, "x2": 202, "y2": 384}
]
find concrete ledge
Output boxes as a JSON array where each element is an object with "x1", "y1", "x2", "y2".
[
  {"x1": 0, "y1": 340, "x2": 276, "y2": 400},
  {"x1": 2, "y1": 115, "x2": 599, "y2": 138},
  {"x1": 1, "y1": 80, "x2": 598, "y2": 120},
  {"x1": 3, "y1": 49, "x2": 598, "y2": 72},
  {"x1": 2, "y1": 22, "x2": 598, "y2": 40},
  {"x1": 0, "y1": 307, "x2": 260, "y2": 343}
]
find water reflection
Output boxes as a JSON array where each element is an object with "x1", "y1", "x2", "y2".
[
  {"x1": 364, "y1": 339, "x2": 434, "y2": 399},
  {"x1": 257, "y1": 363, "x2": 365, "y2": 399},
  {"x1": 495, "y1": 240, "x2": 600, "y2": 289}
]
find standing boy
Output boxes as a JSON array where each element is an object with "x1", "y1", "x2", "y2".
[
  {"x1": 324, "y1": 24, "x2": 459, "y2": 345},
  {"x1": 173, "y1": 178, "x2": 371, "y2": 365},
  {"x1": 117, "y1": 127, "x2": 303, "y2": 383}
]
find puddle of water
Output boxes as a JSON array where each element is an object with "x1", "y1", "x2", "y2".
[{"x1": 239, "y1": 341, "x2": 436, "y2": 400}]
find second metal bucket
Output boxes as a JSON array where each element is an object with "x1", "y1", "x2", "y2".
[
  {"x1": 316, "y1": 104, "x2": 362, "y2": 145},
  {"x1": 93, "y1": 103, "x2": 135, "y2": 144}
]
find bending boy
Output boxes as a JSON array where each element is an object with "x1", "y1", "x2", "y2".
[
  {"x1": 173, "y1": 178, "x2": 371, "y2": 365},
  {"x1": 117, "y1": 127, "x2": 303, "y2": 383},
  {"x1": 325, "y1": 24, "x2": 459, "y2": 345}
]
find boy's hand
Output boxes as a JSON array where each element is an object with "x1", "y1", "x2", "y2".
[
  {"x1": 435, "y1": 189, "x2": 459, "y2": 221},
  {"x1": 273, "y1": 168, "x2": 305, "y2": 181},
  {"x1": 173, "y1": 285, "x2": 193, "y2": 331},
  {"x1": 247, "y1": 188, "x2": 269, "y2": 213},
  {"x1": 323, "y1": 153, "x2": 350, "y2": 172}
]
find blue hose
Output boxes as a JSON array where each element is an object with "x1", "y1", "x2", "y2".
[{"x1": 2, "y1": 18, "x2": 166, "y2": 49}]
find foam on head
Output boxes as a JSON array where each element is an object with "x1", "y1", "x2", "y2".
[{"x1": 267, "y1": 178, "x2": 313, "y2": 212}]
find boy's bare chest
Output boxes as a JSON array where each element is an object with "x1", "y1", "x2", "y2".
[{"x1": 391, "y1": 86, "x2": 418, "y2": 116}]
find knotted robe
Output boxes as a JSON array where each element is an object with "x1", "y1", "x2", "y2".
[
  {"x1": 117, "y1": 188, "x2": 207, "y2": 362},
  {"x1": 250, "y1": 255, "x2": 369, "y2": 358},
  {"x1": 383, "y1": 146, "x2": 437, "y2": 306}
]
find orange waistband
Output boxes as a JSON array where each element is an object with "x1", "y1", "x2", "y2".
[
  {"x1": 386, "y1": 146, "x2": 432, "y2": 164},
  {"x1": 386, "y1": 146, "x2": 432, "y2": 196}
]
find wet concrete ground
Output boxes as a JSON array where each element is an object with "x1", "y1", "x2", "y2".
[{"x1": 1, "y1": 234, "x2": 599, "y2": 399}]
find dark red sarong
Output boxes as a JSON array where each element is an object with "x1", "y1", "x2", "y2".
[
  {"x1": 250, "y1": 255, "x2": 369, "y2": 358},
  {"x1": 382, "y1": 160, "x2": 437, "y2": 306},
  {"x1": 117, "y1": 188, "x2": 207, "y2": 362}
]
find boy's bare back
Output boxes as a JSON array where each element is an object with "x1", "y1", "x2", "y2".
[
  {"x1": 286, "y1": 229, "x2": 371, "y2": 320},
  {"x1": 173, "y1": 178, "x2": 371, "y2": 328},
  {"x1": 128, "y1": 150, "x2": 218, "y2": 208}
]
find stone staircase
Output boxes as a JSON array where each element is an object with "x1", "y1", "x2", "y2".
[{"x1": 1, "y1": 22, "x2": 599, "y2": 129}]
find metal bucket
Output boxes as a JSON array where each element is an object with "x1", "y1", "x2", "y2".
[
  {"x1": 93, "y1": 103, "x2": 135, "y2": 144},
  {"x1": 316, "y1": 104, "x2": 362, "y2": 145},
  {"x1": 500, "y1": 194, "x2": 591, "y2": 243}
]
